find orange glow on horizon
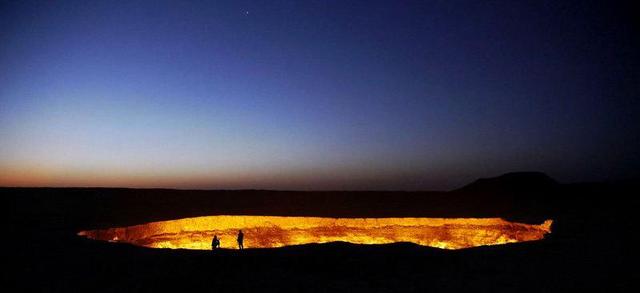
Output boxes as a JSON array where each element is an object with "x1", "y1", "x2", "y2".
[
  {"x1": 0, "y1": 164, "x2": 396, "y2": 190},
  {"x1": 0, "y1": 164, "x2": 276, "y2": 189},
  {"x1": 78, "y1": 215, "x2": 553, "y2": 250}
]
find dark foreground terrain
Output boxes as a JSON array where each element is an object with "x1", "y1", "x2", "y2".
[{"x1": 5, "y1": 173, "x2": 638, "y2": 292}]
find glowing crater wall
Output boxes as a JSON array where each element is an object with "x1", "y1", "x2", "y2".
[{"x1": 78, "y1": 216, "x2": 553, "y2": 250}]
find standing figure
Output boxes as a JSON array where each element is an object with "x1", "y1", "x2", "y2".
[
  {"x1": 237, "y1": 230, "x2": 244, "y2": 250},
  {"x1": 211, "y1": 235, "x2": 220, "y2": 250}
]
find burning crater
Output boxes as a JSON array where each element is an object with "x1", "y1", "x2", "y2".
[{"x1": 78, "y1": 216, "x2": 552, "y2": 250}]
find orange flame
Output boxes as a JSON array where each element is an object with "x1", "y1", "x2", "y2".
[{"x1": 78, "y1": 216, "x2": 552, "y2": 250}]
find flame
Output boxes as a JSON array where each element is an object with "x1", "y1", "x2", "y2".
[{"x1": 78, "y1": 216, "x2": 552, "y2": 250}]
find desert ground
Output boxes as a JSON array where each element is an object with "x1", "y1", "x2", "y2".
[{"x1": 6, "y1": 173, "x2": 637, "y2": 292}]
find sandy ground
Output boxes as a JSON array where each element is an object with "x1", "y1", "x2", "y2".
[{"x1": 5, "y1": 175, "x2": 637, "y2": 292}]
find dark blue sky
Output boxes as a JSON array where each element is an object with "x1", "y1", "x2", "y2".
[{"x1": 1, "y1": 0, "x2": 638, "y2": 190}]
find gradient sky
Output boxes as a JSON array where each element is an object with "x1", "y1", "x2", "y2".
[{"x1": 1, "y1": 0, "x2": 638, "y2": 190}]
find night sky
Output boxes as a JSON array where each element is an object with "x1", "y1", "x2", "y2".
[{"x1": 1, "y1": 0, "x2": 638, "y2": 190}]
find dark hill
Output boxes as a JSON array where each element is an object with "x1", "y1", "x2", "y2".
[{"x1": 454, "y1": 172, "x2": 559, "y2": 194}]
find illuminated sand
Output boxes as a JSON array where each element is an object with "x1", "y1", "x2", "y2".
[{"x1": 78, "y1": 216, "x2": 553, "y2": 250}]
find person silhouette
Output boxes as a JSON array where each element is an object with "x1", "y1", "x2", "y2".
[
  {"x1": 211, "y1": 235, "x2": 220, "y2": 250},
  {"x1": 237, "y1": 230, "x2": 244, "y2": 250}
]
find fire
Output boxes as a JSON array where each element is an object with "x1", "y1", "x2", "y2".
[{"x1": 78, "y1": 216, "x2": 552, "y2": 250}]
